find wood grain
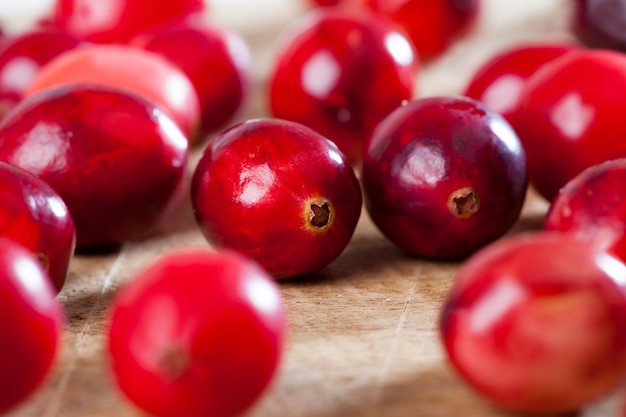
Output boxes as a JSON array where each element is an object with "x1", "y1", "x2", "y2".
[{"x1": 5, "y1": 0, "x2": 625, "y2": 416}]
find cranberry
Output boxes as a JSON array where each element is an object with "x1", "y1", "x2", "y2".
[
  {"x1": 440, "y1": 232, "x2": 626, "y2": 413},
  {"x1": 573, "y1": 0, "x2": 626, "y2": 51},
  {"x1": 544, "y1": 158, "x2": 626, "y2": 262},
  {"x1": 191, "y1": 118, "x2": 362, "y2": 279},
  {"x1": 24, "y1": 44, "x2": 201, "y2": 143},
  {"x1": 368, "y1": 0, "x2": 480, "y2": 59},
  {"x1": 107, "y1": 249, "x2": 286, "y2": 417},
  {"x1": 130, "y1": 17, "x2": 251, "y2": 140},
  {"x1": 0, "y1": 29, "x2": 82, "y2": 120},
  {"x1": 463, "y1": 43, "x2": 576, "y2": 128},
  {"x1": 361, "y1": 96, "x2": 527, "y2": 259},
  {"x1": 52, "y1": 0, "x2": 205, "y2": 44},
  {"x1": 269, "y1": 7, "x2": 418, "y2": 163},
  {"x1": 0, "y1": 238, "x2": 63, "y2": 414},
  {"x1": 0, "y1": 162, "x2": 75, "y2": 292},
  {"x1": 516, "y1": 49, "x2": 626, "y2": 201},
  {"x1": 0, "y1": 84, "x2": 188, "y2": 249}
]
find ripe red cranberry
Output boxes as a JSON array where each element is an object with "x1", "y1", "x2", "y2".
[
  {"x1": 107, "y1": 249, "x2": 286, "y2": 417},
  {"x1": 24, "y1": 44, "x2": 201, "y2": 143},
  {"x1": 191, "y1": 118, "x2": 362, "y2": 279},
  {"x1": 440, "y1": 232, "x2": 626, "y2": 413},
  {"x1": 544, "y1": 158, "x2": 626, "y2": 262},
  {"x1": 130, "y1": 17, "x2": 251, "y2": 139},
  {"x1": 52, "y1": 0, "x2": 205, "y2": 44},
  {"x1": 0, "y1": 162, "x2": 75, "y2": 292},
  {"x1": 0, "y1": 238, "x2": 63, "y2": 414},
  {"x1": 463, "y1": 43, "x2": 576, "y2": 128},
  {"x1": 0, "y1": 84, "x2": 188, "y2": 249},
  {"x1": 573, "y1": 0, "x2": 626, "y2": 50},
  {"x1": 516, "y1": 49, "x2": 626, "y2": 201},
  {"x1": 269, "y1": 7, "x2": 418, "y2": 163},
  {"x1": 362, "y1": 96, "x2": 528, "y2": 259},
  {"x1": 0, "y1": 29, "x2": 82, "y2": 120},
  {"x1": 368, "y1": 0, "x2": 480, "y2": 59}
]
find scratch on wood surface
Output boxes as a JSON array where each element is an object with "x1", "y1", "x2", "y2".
[{"x1": 41, "y1": 245, "x2": 129, "y2": 417}]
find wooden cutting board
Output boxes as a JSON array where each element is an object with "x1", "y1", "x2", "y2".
[{"x1": 6, "y1": 0, "x2": 624, "y2": 416}]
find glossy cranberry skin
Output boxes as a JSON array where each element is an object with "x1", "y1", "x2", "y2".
[
  {"x1": 0, "y1": 29, "x2": 82, "y2": 120},
  {"x1": 0, "y1": 162, "x2": 75, "y2": 292},
  {"x1": 0, "y1": 84, "x2": 188, "y2": 249},
  {"x1": 25, "y1": 44, "x2": 201, "y2": 143},
  {"x1": 191, "y1": 118, "x2": 362, "y2": 279},
  {"x1": 269, "y1": 7, "x2": 418, "y2": 163},
  {"x1": 463, "y1": 43, "x2": 576, "y2": 128},
  {"x1": 368, "y1": 0, "x2": 480, "y2": 59},
  {"x1": 516, "y1": 49, "x2": 626, "y2": 202},
  {"x1": 108, "y1": 249, "x2": 286, "y2": 417},
  {"x1": 573, "y1": 0, "x2": 626, "y2": 50},
  {"x1": 53, "y1": 0, "x2": 205, "y2": 44},
  {"x1": 362, "y1": 96, "x2": 527, "y2": 259},
  {"x1": 0, "y1": 238, "x2": 63, "y2": 414},
  {"x1": 544, "y1": 158, "x2": 626, "y2": 262},
  {"x1": 440, "y1": 232, "x2": 626, "y2": 413},
  {"x1": 131, "y1": 18, "x2": 251, "y2": 140}
]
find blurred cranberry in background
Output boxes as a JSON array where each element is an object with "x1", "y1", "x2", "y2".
[{"x1": 573, "y1": 0, "x2": 626, "y2": 50}]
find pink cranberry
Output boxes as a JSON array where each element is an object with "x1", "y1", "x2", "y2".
[
  {"x1": 573, "y1": 0, "x2": 626, "y2": 50},
  {"x1": 0, "y1": 29, "x2": 82, "y2": 120},
  {"x1": 544, "y1": 158, "x2": 626, "y2": 262},
  {"x1": 269, "y1": 7, "x2": 418, "y2": 163},
  {"x1": 516, "y1": 49, "x2": 626, "y2": 201},
  {"x1": 52, "y1": 0, "x2": 205, "y2": 44},
  {"x1": 440, "y1": 232, "x2": 626, "y2": 413},
  {"x1": 131, "y1": 17, "x2": 251, "y2": 140},
  {"x1": 0, "y1": 84, "x2": 188, "y2": 249},
  {"x1": 0, "y1": 162, "x2": 75, "y2": 292},
  {"x1": 463, "y1": 43, "x2": 576, "y2": 128},
  {"x1": 191, "y1": 118, "x2": 362, "y2": 279},
  {"x1": 361, "y1": 96, "x2": 527, "y2": 259}
]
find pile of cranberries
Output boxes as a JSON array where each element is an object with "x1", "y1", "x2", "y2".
[{"x1": 3, "y1": 0, "x2": 626, "y2": 415}]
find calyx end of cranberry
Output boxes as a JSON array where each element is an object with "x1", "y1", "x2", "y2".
[
  {"x1": 448, "y1": 187, "x2": 480, "y2": 219},
  {"x1": 304, "y1": 197, "x2": 335, "y2": 233},
  {"x1": 157, "y1": 344, "x2": 192, "y2": 382}
]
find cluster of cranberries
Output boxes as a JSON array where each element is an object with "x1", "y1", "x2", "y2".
[{"x1": 2, "y1": 0, "x2": 626, "y2": 415}]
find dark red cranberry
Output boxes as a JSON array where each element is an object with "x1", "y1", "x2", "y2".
[
  {"x1": 0, "y1": 162, "x2": 75, "y2": 292},
  {"x1": 269, "y1": 7, "x2": 418, "y2": 163},
  {"x1": 573, "y1": 0, "x2": 626, "y2": 50},
  {"x1": 0, "y1": 84, "x2": 188, "y2": 249},
  {"x1": 463, "y1": 43, "x2": 577, "y2": 128},
  {"x1": 131, "y1": 17, "x2": 251, "y2": 140},
  {"x1": 516, "y1": 49, "x2": 626, "y2": 201},
  {"x1": 0, "y1": 29, "x2": 82, "y2": 120},
  {"x1": 361, "y1": 96, "x2": 528, "y2": 259},
  {"x1": 191, "y1": 118, "x2": 362, "y2": 279}
]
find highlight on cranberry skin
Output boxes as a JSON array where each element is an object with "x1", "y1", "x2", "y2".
[
  {"x1": 107, "y1": 249, "x2": 286, "y2": 417},
  {"x1": 0, "y1": 162, "x2": 75, "y2": 293},
  {"x1": 191, "y1": 118, "x2": 363, "y2": 279},
  {"x1": 544, "y1": 158, "x2": 626, "y2": 262},
  {"x1": 0, "y1": 237, "x2": 64, "y2": 414},
  {"x1": 361, "y1": 96, "x2": 527, "y2": 259},
  {"x1": 439, "y1": 232, "x2": 626, "y2": 414},
  {"x1": 269, "y1": 6, "x2": 418, "y2": 163},
  {"x1": 0, "y1": 83, "x2": 188, "y2": 249}
]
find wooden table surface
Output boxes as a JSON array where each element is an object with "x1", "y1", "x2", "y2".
[{"x1": 4, "y1": 0, "x2": 625, "y2": 416}]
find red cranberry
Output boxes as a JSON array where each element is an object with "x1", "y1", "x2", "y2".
[
  {"x1": 440, "y1": 232, "x2": 626, "y2": 413},
  {"x1": 573, "y1": 0, "x2": 626, "y2": 51},
  {"x1": 463, "y1": 43, "x2": 577, "y2": 128},
  {"x1": 53, "y1": 0, "x2": 205, "y2": 44},
  {"x1": 544, "y1": 158, "x2": 626, "y2": 262},
  {"x1": 361, "y1": 96, "x2": 528, "y2": 259},
  {"x1": 191, "y1": 118, "x2": 362, "y2": 279},
  {"x1": 130, "y1": 17, "x2": 251, "y2": 140},
  {"x1": 0, "y1": 162, "x2": 75, "y2": 292},
  {"x1": 24, "y1": 44, "x2": 201, "y2": 143},
  {"x1": 516, "y1": 49, "x2": 626, "y2": 201},
  {"x1": 0, "y1": 238, "x2": 63, "y2": 414},
  {"x1": 0, "y1": 84, "x2": 188, "y2": 249},
  {"x1": 107, "y1": 249, "x2": 286, "y2": 417},
  {"x1": 0, "y1": 29, "x2": 82, "y2": 120},
  {"x1": 269, "y1": 7, "x2": 418, "y2": 163}
]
